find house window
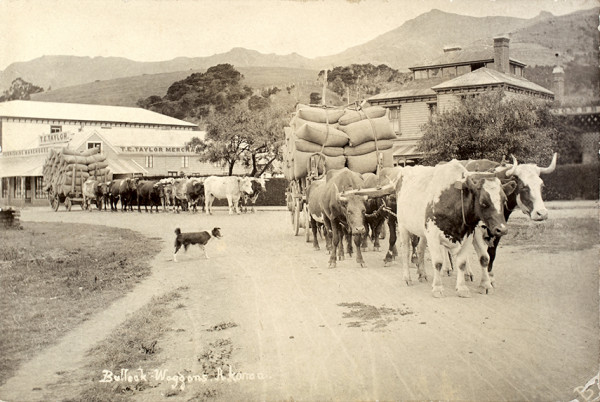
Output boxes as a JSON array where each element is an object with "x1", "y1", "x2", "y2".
[
  {"x1": 51, "y1": 125, "x2": 62, "y2": 133},
  {"x1": 14, "y1": 177, "x2": 23, "y2": 198},
  {"x1": 145, "y1": 155, "x2": 154, "y2": 168},
  {"x1": 87, "y1": 141, "x2": 102, "y2": 153},
  {"x1": 428, "y1": 103, "x2": 438, "y2": 115},
  {"x1": 1, "y1": 178, "x2": 7, "y2": 198},
  {"x1": 181, "y1": 156, "x2": 189, "y2": 168},
  {"x1": 168, "y1": 171, "x2": 178, "y2": 177},
  {"x1": 35, "y1": 177, "x2": 45, "y2": 199},
  {"x1": 389, "y1": 107, "x2": 401, "y2": 135}
]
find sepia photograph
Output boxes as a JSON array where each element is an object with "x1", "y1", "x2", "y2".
[{"x1": 0, "y1": 0, "x2": 598, "y2": 400}]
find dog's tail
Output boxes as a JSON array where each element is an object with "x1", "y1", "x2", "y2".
[{"x1": 174, "y1": 228, "x2": 181, "y2": 236}]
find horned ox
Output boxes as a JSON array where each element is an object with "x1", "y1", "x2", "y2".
[
  {"x1": 136, "y1": 180, "x2": 164, "y2": 213},
  {"x1": 203, "y1": 176, "x2": 254, "y2": 215},
  {"x1": 306, "y1": 178, "x2": 332, "y2": 251},
  {"x1": 394, "y1": 160, "x2": 516, "y2": 297},
  {"x1": 320, "y1": 168, "x2": 368, "y2": 268},
  {"x1": 239, "y1": 177, "x2": 267, "y2": 213},
  {"x1": 82, "y1": 179, "x2": 108, "y2": 211},
  {"x1": 464, "y1": 153, "x2": 557, "y2": 283}
]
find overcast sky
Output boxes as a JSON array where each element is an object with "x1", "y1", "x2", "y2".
[{"x1": 0, "y1": 0, "x2": 597, "y2": 70}]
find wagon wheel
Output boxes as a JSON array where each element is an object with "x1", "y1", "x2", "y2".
[
  {"x1": 52, "y1": 193, "x2": 60, "y2": 212},
  {"x1": 65, "y1": 197, "x2": 72, "y2": 211},
  {"x1": 304, "y1": 203, "x2": 311, "y2": 243},
  {"x1": 293, "y1": 199, "x2": 302, "y2": 236}
]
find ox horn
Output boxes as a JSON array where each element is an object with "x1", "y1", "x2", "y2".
[
  {"x1": 505, "y1": 154, "x2": 518, "y2": 176},
  {"x1": 538, "y1": 153, "x2": 557, "y2": 175},
  {"x1": 334, "y1": 183, "x2": 348, "y2": 203}
]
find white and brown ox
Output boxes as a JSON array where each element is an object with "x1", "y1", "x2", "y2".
[
  {"x1": 82, "y1": 178, "x2": 108, "y2": 211},
  {"x1": 320, "y1": 168, "x2": 368, "y2": 268},
  {"x1": 395, "y1": 160, "x2": 516, "y2": 298},
  {"x1": 203, "y1": 176, "x2": 254, "y2": 215},
  {"x1": 239, "y1": 177, "x2": 267, "y2": 213},
  {"x1": 306, "y1": 178, "x2": 331, "y2": 252},
  {"x1": 464, "y1": 153, "x2": 557, "y2": 283}
]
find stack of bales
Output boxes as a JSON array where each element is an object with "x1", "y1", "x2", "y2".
[
  {"x1": 339, "y1": 106, "x2": 396, "y2": 174},
  {"x1": 43, "y1": 147, "x2": 111, "y2": 195},
  {"x1": 284, "y1": 104, "x2": 348, "y2": 180}
]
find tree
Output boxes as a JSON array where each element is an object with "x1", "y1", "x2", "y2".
[
  {"x1": 418, "y1": 90, "x2": 557, "y2": 166},
  {"x1": 0, "y1": 78, "x2": 44, "y2": 102},
  {"x1": 188, "y1": 99, "x2": 290, "y2": 176},
  {"x1": 309, "y1": 92, "x2": 322, "y2": 104},
  {"x1": 137, "y1": 64, "x2": 252, "y2": 120},
  {"x1": 242, "y1": 104, "x2": 288, "y2": 176}
]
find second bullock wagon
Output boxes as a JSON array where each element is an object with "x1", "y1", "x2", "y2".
[
  {"x1": 283, "y1": 103, "x2": 396, "y2": 238},
  {"x1": 42, "y1": 147, "x2": 111, "y2": 211}
]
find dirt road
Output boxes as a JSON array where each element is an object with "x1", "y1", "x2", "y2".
[{"x1": 1, "y1": 206, "x2": 597, "y2": 401}]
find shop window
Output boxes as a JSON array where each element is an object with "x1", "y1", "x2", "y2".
[
  {"x1": 51, "y1": 125, "x2": 62, "y2": 133},
  {"x1": 35, "y1": 177, "x2": 45, "y2": 199},
  {"x1": 87, "y1": 142, "x2": 102, "y2": 153},
  {"x1": 145, "y1": 155, "x2": 154, "y2": 168},
  {"x1": 181, "y1": 156, "x2": 189, "y2": 168},
  {"x1": 1, "y1": 178, "x2": 7, "y2": 198},
  {"x1": 14, "y1": 177, "x2": 23, "y2": 198},
  {"x1": 389, "y1": 107, "x2": 401, "y2": 135}
]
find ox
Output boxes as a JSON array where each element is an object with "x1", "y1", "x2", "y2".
[
  {"x1": 136, "y1": 180, "x2": 164, "y2": 213},
  {"x1": 395, "y1": 160, "x2": 516, "y2": 297},
  {"x1": 306, "y1": 178, "x2": 332, "y2": 251},
  {"x1": 186, "y1": 178, "x2": 205, "y2": 213},
  {"x1": 82, "y1": 179, "x2": 108, "y2": 211},
  {"x1": 204, "y1": 176, "x2": 254, "y2": 215},
  {"x1": 108, "y1": 178, "x2": 138, "y2": 212},
  {"x1": 158, "y1": 178, "x2": 175, "y2": 211},
  {"x1": 239, "y1": 177, "x2": 267, "y2": 213},
  {"x1": 320, "y1": 168, "x2": 368, "y2": 268},
  {"x1": 464, "y1": 153, "x2": 557, "y2": 283},
  {"x1": 361, "y1": 173, "x2": 389, "y2": 252}
]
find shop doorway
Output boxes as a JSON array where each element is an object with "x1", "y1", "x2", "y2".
[{"x1": 25, "y1": 177, "x2": 32, "y2": 204}]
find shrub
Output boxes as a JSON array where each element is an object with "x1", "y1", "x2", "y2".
[{"x1": 542, "y1": 163, "x2": 599, "y2": 200}]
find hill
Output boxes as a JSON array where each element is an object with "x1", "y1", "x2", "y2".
[
  {"x1": 3, "y1": 7, "x2": 598, "y2": 93},
  {"x1": 31, "y1": 67, "x2": 321, "y2": 107}
]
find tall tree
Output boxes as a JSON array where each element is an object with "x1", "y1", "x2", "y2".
[
  {"x1": 0, "y1": 78, "x2": 44, "y2": 102},
  {"x1": 137, "y1": 64, "x2": 252, "y2": 120}
]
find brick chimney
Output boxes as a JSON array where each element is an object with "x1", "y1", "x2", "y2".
[
  {"x1": 493, "y1": 36, "x2": 510, "y2": 74},
  {"x1": 552, "y1": 53, "x2": 565, "y2": 105}
]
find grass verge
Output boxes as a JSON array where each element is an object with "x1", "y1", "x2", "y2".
[
  {"x1": 64, "y1": 288, "x2": 186, "y2": 402},
  {"x1": 0, "y1": 222, "x2": 160, "y2": 385}
]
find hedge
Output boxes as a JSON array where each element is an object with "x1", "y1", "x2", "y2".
[
  {"x1": 542, "y1": 163, "x2": 599, "y2": 201},
  {"x1": 212, "y1": 177, "x2": 288, "y2": 207}
]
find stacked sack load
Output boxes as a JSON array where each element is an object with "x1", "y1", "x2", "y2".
[
  {"x1": 338, "y1": 106, "x2": 396, "y2": 174},
  {"x1": 42, "y1": 147, "x2": 111, "y2": 195},
  {"x1": 285, "y1": 104, "x2": 348, "y2": 179}
]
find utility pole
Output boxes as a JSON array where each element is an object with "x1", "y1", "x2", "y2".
[{"x1": 322, "y1": 69, "x2": 327, "y2": 106}]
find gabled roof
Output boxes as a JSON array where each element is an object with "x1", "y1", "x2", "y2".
[
  {"x1": 369, "y1": 77, "x2": 447, "y2": 101},
  {"x1": 0, "y1": 100, "x2": 197, "y2": 128},
  {"x1": 431, "y1": 67, "x2": 553, "y2": 96},
  {"x1": 410, "y1": 46, "x2": 526, "y2": 70}
]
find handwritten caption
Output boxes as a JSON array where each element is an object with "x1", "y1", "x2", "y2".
[{"x1": 99, "y1": 366, "x2": 266, "y2": 391}]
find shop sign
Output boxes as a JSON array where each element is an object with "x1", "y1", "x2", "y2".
[
  {"x1": 3, "y1": 147, "x2": 51, "y2": 157},
  {"x1": 39, "y1": 131, "x2": 74, "y2": 146},
  {"x1": 119, "y1": 146, "x2": 200, "y2": 153}
]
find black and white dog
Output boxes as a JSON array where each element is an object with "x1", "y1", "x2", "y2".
[{"x1": 173, "y1": 227, "x2": 222, "y2": 262}]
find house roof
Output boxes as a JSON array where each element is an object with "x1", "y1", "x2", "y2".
[
  {"x1": 410, "y1": 46, "x2": 526, "y2": 70},
  {"x1": 369, "y1": 77, "x2": 447, "y2": 101},
  {"x1": 0, "y1": 154, "x2": 46, "y2": 177},
  {"x1": 0, "y1": 100, "x2": 198, "y2": 128},
  {"x1": 431, "y1": 67, "x2": 553, "y2": 96}
]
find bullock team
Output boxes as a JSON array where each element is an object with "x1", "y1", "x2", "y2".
[
  {"x1": 82, "y1": 176, "x2": 266, "y2": 214},
  {"x1": 305, "y1": 154, "x2": 557, "y2": 298}
]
